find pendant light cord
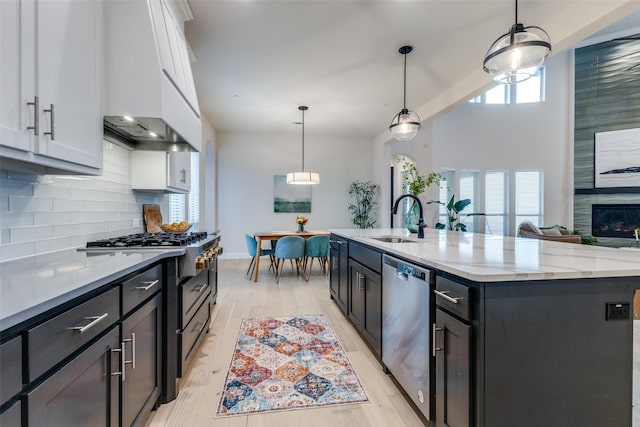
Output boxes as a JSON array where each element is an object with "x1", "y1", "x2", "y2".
[
  {"x1": 514, "y1": 0, "x2": 518, "y2": 24},
  {"x1": 301, "y1": 108, "x2": 305, "y2": 172},
  {"x1": 403, "y1": 52, "x2": 407, "y2": 110}
]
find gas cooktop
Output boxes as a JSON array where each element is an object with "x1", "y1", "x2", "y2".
[{"x1": 85, "y1": 231, "x2": 210, "y2": 249}]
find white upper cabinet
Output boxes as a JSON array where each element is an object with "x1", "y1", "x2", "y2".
[
  {"x1": 0, "y1": 0, "x2": 103, "y2": 175},
  {"x1": 131, "y1": 151, "x2": 191, "y2": 194}
]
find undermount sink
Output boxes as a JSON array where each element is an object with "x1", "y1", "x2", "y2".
[{"x1": 371, "y1": 236, "x2": 417, "y2": 243}]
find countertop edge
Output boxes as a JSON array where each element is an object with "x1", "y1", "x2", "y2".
[
  {"x1": 329, "y1": 228, "x2": 640, "y2": 282},
  {"x1": 0, "y1": 249, "x2": 182, "y2": 332}
]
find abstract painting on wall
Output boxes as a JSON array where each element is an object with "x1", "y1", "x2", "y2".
[
  {"x1": 595, "y1": 127, "x2": 640, "y2": 188},
  {"x1": 273, "y1": 175, "x2": 311, "y2": 212}
]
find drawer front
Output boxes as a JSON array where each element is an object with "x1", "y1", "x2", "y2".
[
  {"x1": 180, "y1": 294, "x2": 211, "y2": 375},
  {"x1": 435, "y1": 276, "x2": 471, "y2": 321},
  {"x1": 0, "y1": 335, "x2": 22, "y2": 403},
  {"x1": 181, "y1": 269, "x2": 209, "y2": 326},
  {"x1": 349, "y1": 242, "x2": 381, "y2": 273},
  {"x1": 27, "y1": 287, "x2": 120, "y2": 382},
  {"x1": 122, "y1": 264, "x2": 162, "y2": 315}
]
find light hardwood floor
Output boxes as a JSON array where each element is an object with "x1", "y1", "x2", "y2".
[
  {"x1": 146, "y1": 259, "x2": 640, "y2": 427},
  {"x1": 145, "y1": 259, "x2": 425, "y2": 427}
]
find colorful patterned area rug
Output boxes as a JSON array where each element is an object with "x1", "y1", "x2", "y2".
[{"x1": 215, "y1": 314, "x2": 369, "y2": 417}]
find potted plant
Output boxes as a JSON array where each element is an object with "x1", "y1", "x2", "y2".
[
  {"x1": 397, "y1": 157, "x2": 443, "y2": 232},
  {"x1": 347, "y1": 181, "x2": 378, "y2": 229},
  {"x1": 428, "y1": 194, "x2": 485, "y2": 231}
]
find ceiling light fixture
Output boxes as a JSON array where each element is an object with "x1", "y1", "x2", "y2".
[
  {"x1": 483, "y1": 0, "x2": 552, "y2": 84},
  {"x1": 389, "y1": 45, "x2": 421, "y2": 141},
  {"x1": 287, "y1": 106, "x2": 319, "y2": 185}
]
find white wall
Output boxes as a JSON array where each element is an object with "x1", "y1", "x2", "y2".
[
  {"x1": 217, "y1": 132, "x2": 373, "y2": 257},
  {"x1": 375, "y1": 52, "x2": 573, "y2": 235},
  {"x1": 200, "y1": 117, "x2": 218, "y2": 232}
]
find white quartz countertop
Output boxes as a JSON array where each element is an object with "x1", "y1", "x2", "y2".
[
  {"x1": 0, "y1": 248, "x2": 183, "y2": 331},
  {"x1": 329, "y1": 228, "x2": 640, "y2": 282}
]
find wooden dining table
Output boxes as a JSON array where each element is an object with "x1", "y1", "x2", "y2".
[{"x1": 252, "y1": 230, "x2": 330, "y2": 282}]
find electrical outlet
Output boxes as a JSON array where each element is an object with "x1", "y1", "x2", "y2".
[{"x1": 606, "y1": 302, "x2": 630, "y2": 321}]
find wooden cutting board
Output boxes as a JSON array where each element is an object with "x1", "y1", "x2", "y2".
[{"x1": 143, "y1": 204, "x2": 163, "y2": 233}]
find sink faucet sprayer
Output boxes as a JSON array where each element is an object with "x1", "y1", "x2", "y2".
[{"x1": 391, "y1": 194, "x2": 426, "y2": 239}]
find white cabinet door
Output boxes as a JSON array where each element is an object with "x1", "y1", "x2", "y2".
[
  {"x1": 168, "y1": 151, "x2": 190, "y2": 192},
  {"x1": 0, "y1": 0, "x2": 102, "y2": 174},
  {"x1": 35, "y1": 0, "x2": 102, "y2": 169},
  {"x1": 131, "y1": 151, "x2": 190, "y2": 194},
  {"x1": 0, "y1": 0, "x2": 35, "y2": 152}
]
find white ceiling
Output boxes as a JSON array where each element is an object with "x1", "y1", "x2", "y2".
[{"x1": 185, "y1": 1, "x2": 640, "y2": 140}]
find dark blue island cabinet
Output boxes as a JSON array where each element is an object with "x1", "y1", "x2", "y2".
[{"x1": 434, "y1": 273, "x2": 637, "y2": 427}]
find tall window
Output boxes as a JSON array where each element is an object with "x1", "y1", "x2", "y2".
[
  {"x1": 169, "y1": 152, "x2": 200, "y2": 226},
  {"x1": 484, "y1": 171, "x2": 507, "y2": 235},
  {"x1": 515, "y1": 171, "x2": 543, "y2": 227},
  {"x1": 438, "y1": 170, "x2": 455, "y2": 227},
  {"x1": 469, "y1": 67, "x2": 545, "y2": 104},
  {"x1": 459, "y1": 172, "x2": 478, "y2": 232}
]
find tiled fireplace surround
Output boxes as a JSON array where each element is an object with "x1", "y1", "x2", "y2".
[{"x1": 573, "y1": 35, "x2": 640, "y2": 248}]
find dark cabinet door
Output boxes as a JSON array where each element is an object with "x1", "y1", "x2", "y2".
[
  {"x1": 121, "y1": 293, "x2": 162, "y2": 427},
  {"x1": 27, "y1": 327, "x2": 120, "y2": 427},
  {"x1": 362, "y1": 266, "x2": 382, "y2": 357},
  {"x1": 348, "y1": 260, "x2": 382, "y2": 357},
  {"x1": 329, "y1": 241, "x2": 348, "y2": 315},
  {"x1": 348, "y1": 261, "x2": 366, "y2": 331},
  {"x1": 435, "y1": 308, "x2": 471, "y2": 427}
]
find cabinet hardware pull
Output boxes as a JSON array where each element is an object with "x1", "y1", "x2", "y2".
[
  {"x1": 43, "y1": 104, "x2": 55, "y2": 140},
  {"x1": 180, "y1": 168, "x2": 186, "y2": 183},
  {"x1": 135, "y1": 279, "x2": 159, "y2": 291},
  {"x1": 332, "y1": 257, "x2": 338, "y2": 269},
  {"x1": 357, "y1": 272, "x2": 365, "y2": 291},
  {"x1": 193, "y1": 283, "x2": 207, "y2": 293},
  {"x1": 123, "y1": 332, "x2": 136, "y2": 370},
  {"x1": 434, "y1": 289, "x2": 461, "y2": 304},
  {"x1": 111, "y1": 342, "x2": 127, "y2": 381},
  {"x1": 68, "y1": 312, "x2": 108, "y2": 333},
  {"x1": 192, "y1": 318, "x2": 208, "y2": 335},
  {"x1": 110, "y1": 347, "x2": 123, "y2": 378},
  {"x1": 432, "y1": 324, "x2": 444, "y2": 356},
  {"x1": 27, "y1": 96, "x2": 39, "y2": 135}
]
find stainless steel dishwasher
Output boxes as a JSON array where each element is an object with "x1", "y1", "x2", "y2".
[{"x1": 382, "y1": 255, "x2": 433, "y2": 421}]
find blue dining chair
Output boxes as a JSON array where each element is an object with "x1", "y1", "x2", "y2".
[
  {"x1": 274, "y1": 235, "x2": 305, "y2": 284},
  {"x1": 245, "y1": 234, "x2": 275, "y2": 277},
  {"x1": 303, "y1": 235, "x2": 330, "y2": 281}
]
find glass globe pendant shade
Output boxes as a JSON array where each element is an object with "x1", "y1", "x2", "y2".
[
  {"x1": 483, "y1": 23, "x2": 551, "y2": 84},
  {"x1": 286, "y1": 171, "x2": 320, "y2": 185},
  {"x1": 389, "y1": 109, "x2": 421, "y2": 141}
]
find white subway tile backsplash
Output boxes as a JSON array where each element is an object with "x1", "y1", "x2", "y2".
[
  {"x1": 9, "y1": 196, "x2": 53, "y2": 213},
  {"x1": 0, "y1": 141, "x2": 164, "y2": 261},
  {"x1": 36, "y1": 237, "x2": 74, "y2": 254},
  {"x1": 0, "y1": 241, "x2": 36, "y2": 260},
  {"x1": 11, "y1": 226, "x2": 54, "y2": 243},
  {"x1": 1, "y1": 212, "x2": 35, "y2": 228}
]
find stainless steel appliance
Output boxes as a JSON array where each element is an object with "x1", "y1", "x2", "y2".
[
  {"x1": 382, "y1": 255, "x2": 433, "y2": 421},
  {"x1": 81, "y1": 231, "x2": 220, "y2": 403}
]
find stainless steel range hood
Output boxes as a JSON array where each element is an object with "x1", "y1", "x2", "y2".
[
  {"x1": 104, "y1": 116, "x2": 193, "y2": 152},
  {"x1": 104, "y1": 0, "x2": 201, "y2": 152}
]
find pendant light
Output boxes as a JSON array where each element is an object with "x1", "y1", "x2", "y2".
[
  {"x1": 483, "y1": 0, "x2": 551, "y2": 84},
  {"x1": 287, "y1": 106, "x2": 319, "y2": 185},
  {"x1": 389, "y1": 45, "x2": 421, "y2": 141}
]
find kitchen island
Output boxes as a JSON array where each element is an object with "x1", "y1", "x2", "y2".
[{"x1": 329, "y1": 228, "x2": 639, "y2": 427}]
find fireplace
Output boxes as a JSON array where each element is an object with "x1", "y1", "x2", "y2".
[{"x1": 592, "y1": 204, "x2": 640, "y2": 238}]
